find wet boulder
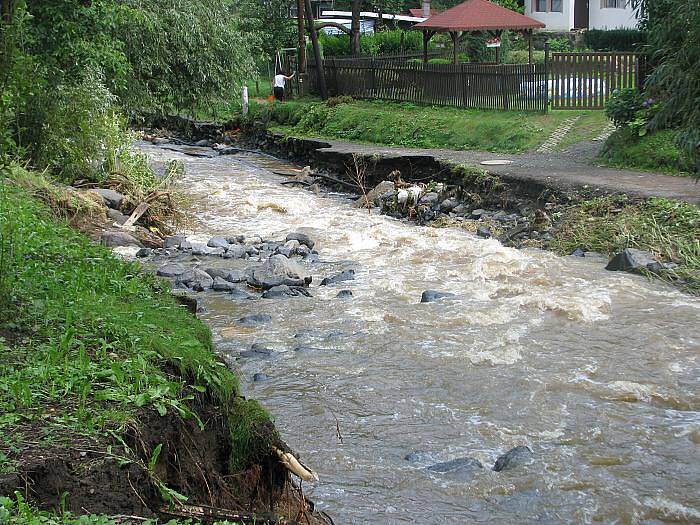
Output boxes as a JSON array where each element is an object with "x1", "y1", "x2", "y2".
[
  {"x1": 571, "y1": 248, "x2": 585, "y2": 257},
  {"x1": 203, "y1": 268, "x2": 243, "y2": 282},
  {"x1": 237, "y1": 314, "x2": 272, "y2": 326},
  {"x1": 354, "y1": 181, "x2": 395, "y2": 208},
  {"x1": 471, "y1": 209, "x2": 485, "y2": 219},
  {"x1": 92, "y1": 188, "x2": 125, "y2": 209},
  {"x1": 420, "y1": 290, "x2": 456, "y2": 303},
  {"x1": 605, "y1": 248, "x2": 657, "y2": 273},
  {"x1": 207, "y1": 236, "x2": 229, "y2": 249},
  {"x1": 320, "y1": 269, "x2": 355, "y2": 286},
  {"x1": 164, "y1": 234, "x2": 186, "y2": 249},
  {"x1": 135, "y1": 248, "x2": 152, "y2": 258},
  {"x1": 477, "y1": 227, "x2": 492, "y2": 239},
  {"x1": 101, "y1": 231, "x2": 142, "y2": 248},
  {"x1": 276, "y1": 239, "x2": 300, "y2": 258},
  {"x1": 224, "y1": 245, "x2": 248, "y2": 259},
  {"x1": 440, "y1": 198, "x2": 459, "y2": 213},
  {"x1": 178, "y1": 269, "x2": 214, "y2": 291},
  {"x1": 427, "y1": 457, "x2": 483, "y2": 481},
  {"x1": 226, "y1": 234, "x2": 246, "y2": 244},
  {"x1": 211, "y1": 277, "x2": 239, "y2": 292},
  {"x1": 157, "y1": 263, "x2": 187, "y2": 278},
  {"x1": 336, "y1": 289, "x2": 353, "y2": 299},
  {"x1": 239, "y1": 343, "x2": 276, "y2": 358},
  {"x1": 246, "y1": 254, "x2": 312, "y2": 290},
  {"x1": 253, "y1": 373, "x2": 271, "y2": 382},
  {"x1": 229, "y1": 288, "x2": 259, "y2": 301},
  {"x1": 420, "y1": 192, "x2": 439, "y2": 206},
  {"x1": 285, "y1": 232, "x2": 315, "y2": 250},
  {"x1": 493, "y1": 445, "x2": 533, "y2": 472},
  {"x1": 404, "y1": 451, "x2": 437, "y2": 464}
]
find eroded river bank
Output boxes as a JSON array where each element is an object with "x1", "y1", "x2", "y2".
[{"x1": 135, "y1": 142, "x2": 700, "y2": 524}]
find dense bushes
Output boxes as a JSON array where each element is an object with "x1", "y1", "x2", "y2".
[
  {"x1": 600, "y1": 128, "x2": 690, "y2": 174},
  {"x1": 584, "y1": 29, "x2": 647, "y2": 51},
  {"x1": 317, "y1": 29, "x2": 424, "y2": 57}
]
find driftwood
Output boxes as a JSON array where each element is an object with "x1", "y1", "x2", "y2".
[
  {"x1": 159, "y1": 504, "x2": 301, "y2": 525},
  {"x1": 281, "y1": 180, "x2": 311, "y2": 186}
]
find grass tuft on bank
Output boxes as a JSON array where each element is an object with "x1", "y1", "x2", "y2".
[
  {"x1": 550, "y1": 196, "x2": 700, "y2": 293},
  {"x1": 0, "y1": 171, "x2": 272, "y2": 476},
  {"x1": 599, "y1": 128, "x2": 692, "y2": 176},
  {"x1": 245, "y1": 99, "x2": 602, "y2": 154}
]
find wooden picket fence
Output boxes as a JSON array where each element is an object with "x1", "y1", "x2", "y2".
[
  {"x1": 309, "y1": 58, "x2": 548, "y2": 112},
  {"x1": 306, "y1": 51, "x2": 644, "y2": 112},
  {"x1": 550, "y1": 51, "x2": 643, "y2": 110}
]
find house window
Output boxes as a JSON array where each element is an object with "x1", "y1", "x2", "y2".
[
  {"x1": 535, "y1": 0, "x2": 563, "y2": 11},
  {"x1": 602, "y1": 0, "x2": 624, "y2": 7}
]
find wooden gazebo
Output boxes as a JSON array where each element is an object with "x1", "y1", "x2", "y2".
[{"x1": 414, "y1": 0, "x2": 545, "y2": 64}]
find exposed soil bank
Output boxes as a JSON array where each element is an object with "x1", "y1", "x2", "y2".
[{"x1": 0, "y1": 175, "x2": 329, "y2": 525}]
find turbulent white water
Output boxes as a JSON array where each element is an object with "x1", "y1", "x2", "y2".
[{"x1": 144, "y1": 143, "x2": 700, "y2": 524}]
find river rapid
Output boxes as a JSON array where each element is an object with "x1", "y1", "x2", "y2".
[{"x1": 144, "y1": 143, "x2": 700, "y2": 524}]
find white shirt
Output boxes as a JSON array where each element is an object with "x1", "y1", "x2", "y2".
[{"x1": 274, "y1": 74, "x2": 286, "y2": 88}]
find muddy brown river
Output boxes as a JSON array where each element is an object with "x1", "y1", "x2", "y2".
[{"x1": 142, "y1": 143, "x2": 700, "y2": 524}]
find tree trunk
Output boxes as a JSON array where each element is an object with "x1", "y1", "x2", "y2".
[
  {"x1": 1, "y1": 0, "x2": 14, "y2": 24},
  {"x1": 351, "y1": 0, "x2": 361, "y2": 56},
  {"x1": 297, "y1": 0, "x2": 306, "y2": 74},
  {"x1": 304, "y1": 0, "x2": 328, "y2": 100}
]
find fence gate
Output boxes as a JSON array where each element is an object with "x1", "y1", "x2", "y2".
[{"x1": 550, "y1": 52, "x2": 642, "y2": 110}]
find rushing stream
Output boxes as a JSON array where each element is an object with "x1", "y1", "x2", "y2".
[{"x1": 142, "y1": 143, "x2": 699, "y2": 524}]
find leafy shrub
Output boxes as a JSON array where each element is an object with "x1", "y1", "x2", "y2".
[
  {"x1": 605, "y1": 88, "x2": 645, "y2": 128},
  {"x1": 505, "y1": 50, "x2": 546, "y2": 64},
  {"x1": 318, "y1": 30, "x2": 424, "y2": 57},
  {"x1": 547, "y1": 37, "x2": 571, "y2": 52},
  {"x1": 584, "y1": 29, "x2": 647, "y2": 51},
  {"x1": 31, "y1": 71, "x2": 129, "y2": 184}
]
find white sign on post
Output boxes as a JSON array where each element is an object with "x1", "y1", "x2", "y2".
[{"x1": 242, "y1": 86, "x2": 249, "y2": 115}]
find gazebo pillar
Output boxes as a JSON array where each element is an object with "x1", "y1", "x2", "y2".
[
  {"x1": 526, "y1": 29, "x2": 533, "y2": 65},
  {"x1": 422, "y1": 30, "x2": 435, "y2": 63},
  {"x1": 450, "y1": 31, "x2": 460, "y2": 64}
]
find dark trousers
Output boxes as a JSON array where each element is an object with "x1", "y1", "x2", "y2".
[{"x1": 274, "y1": 87, "x2": 284, "y2": 101}]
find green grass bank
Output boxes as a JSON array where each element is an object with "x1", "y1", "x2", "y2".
[
  {"x1": 0, "y1": 169, "x2": 298, "y2": 520},
  {"x1": 243, "y1": 99, "x2": 607, "y2": 154}
]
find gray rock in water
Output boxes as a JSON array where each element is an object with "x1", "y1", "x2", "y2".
[
  {"x1": 107, "y1": 208, "x2": 129, "y2": 225},
  {"x1": 605, "y1": 248, "x2": 657, "y2": 273},
  {"x1": 101, "y1": 231, "x2": 142, "y2": 248},
  {"x1": 190, "y1": 243, "x2": 211, "y2": 256},
  {"x1": 420, "y1": 290, "x2": 456, "y2": 303},
  {"x1": 571, "y1": 248, "x2": 585, "y2": 257},
  {"x1": 354, "y1": 181, "x2": 395, "y2": 208},
  {"x1": 293, "y1": 346, "x2": 329, "y2": 354},
  {"x1": 336, "y1": 289, "x2": 353, "y2": 299},
  {"x1": 286, "y1": 232, "x2": 315, "y2": 250},
  {"x1": 157, "y1": 263, "x2": 187, "y2": 278},
  {"x1": 239, "y1": 343, "x2": 276, "y2": 358},
  {"x1": 440, "y1": 198, "x2": 458, "y2": 213},
  {"x1": 207, "y1": 236, "x2": 229, "y2": 249},
  {"x1": 204, "y1": 268, "x2": 244, "y2": 283},
  {"x1": 427, "y1": 457, "x2": 483, "y2": 481},
  {"x1": 230, "y1": 288, "x2": 258, "y2": 301},
  {"x1": 477, "y1": 227, "x2": 492, "y2": 239},
  {"x1": 211, "y1": 277, "x2": 239, "y2": 291},
  {"x1": 471, "y1": 208, "x2": 485, "y2": 219},
  {"x1": 237, "y1": 314, "x2": 272, "y2": 326},
  {"x1": 180, "y1": 240, "x2": 193, "y2": 251},
  {"x1": 404, "y1": 451, "x2": 437, "y2": 464},
  {"x1": 420, "y1": 192, "x2": 439, "y2": 205},
  {"x1": 275, "y1": 240, "x2": 299, "y2": 258},
  {"x1": 262, "y1": 285, "x2": 293, "y2": 298},
  {"x1": 303, "y1": 253, "x2": 321, "y2": 264},
  {"x1": 226, "y1": 234, "x2": 246, "y2": 244},
  {"x1": 320, "y1": 269, "x2": 355, "y2": 286},
  {"x1": 135, "y1": 248, "x2": 152, "y2": 258},
  {"x1": 93, "y1": 188, "x2": 125, "y2": 209},
  {"x1": 492, "y1": 446, "x2": 533, "y2": 472},
  {"x1": 224, "y1": 245, "x2": 248, "y2": 259},
  {"x1": 452, "y1": 204, "x2": 466, "y2": 215},
  {"x1": 247, "y1": 254, "x2": 312, "y2": 290},
  {"x1": 178, "y1": 269, "x2": 214, "y2": 291},
  {"x1": 164, "y1": 235, "x2": 186, "y2": 249},
  {"x1": 647, "y1": 261, "x2": 679, "y2": 273},
  {"x1": 253, "y1": 373, "x2": 271, "y2": 382}
]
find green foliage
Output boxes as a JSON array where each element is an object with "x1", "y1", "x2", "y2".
[
  {"x1": 605, "y1": 88, "x2": 645, "y2": 128},
  {"x1": 551, "y1": 196, "x2": 700, "y2": 293},
  {"x1": 631, "y1": 0, "x2": 700, "y2": 178},
  {"x1": 318, "y1": 29, "x2": 424, "y2": 57},
  {"x1": 600, "y1": 128, "x2": 692, "y2": 175},
  {"x1": 0, "y1": 178, "x2": 276, "y2": 475},
  {"x1": 228, "y1": 397, "x2": 276, "y2": 472},
  {"x1": 547, "y1": 37, "x2": 571, "y2": 52},
  {"x1": 505, "y1": 50, "x2": 545, "y2": 65},
  {"x1": 583, "y1": 29, "x2": 647, "y2": 51}
]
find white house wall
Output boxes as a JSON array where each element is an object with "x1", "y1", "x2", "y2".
[
  {"x1": 525, "y1": 0, "x2": 574, "y2": 31},
  {"x1": 589, "y1": 4, "x2": 638, "y2": 29}
]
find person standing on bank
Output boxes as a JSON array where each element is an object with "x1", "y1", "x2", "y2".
[{"x1": 273, "y1": 70, "x2": 295, "y2": 101}]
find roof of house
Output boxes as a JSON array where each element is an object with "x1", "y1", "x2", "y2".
[
  {"x1": 408, "y1": 7, "x2": 440, "y2": 17},
  {"x1": 414, "y1": 0, "x2": 545, "y2": 31}
]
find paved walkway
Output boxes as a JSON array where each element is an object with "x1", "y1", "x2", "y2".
[{"x1": 294, "y1": 136, "x2": 700, "y2": 204}]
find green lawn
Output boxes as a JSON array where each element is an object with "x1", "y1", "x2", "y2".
[
  {"x1": 249, "y1": 99, "x2": 606, "y2": 154},
  {"x1": 599, "y1": 128, "x2": 693, "y2": 176}
]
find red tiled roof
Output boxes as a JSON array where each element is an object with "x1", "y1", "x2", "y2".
[
  {"x1": 408, "y1": 7, "x2": 440, "y2": 17},
  {"x1": 414, "y1": 0, "x2": 545, "y2": 31}
]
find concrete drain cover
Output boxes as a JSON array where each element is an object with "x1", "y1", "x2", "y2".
[{"x1": 480, "y1": 160, "x2": 513, "y2": 166}]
